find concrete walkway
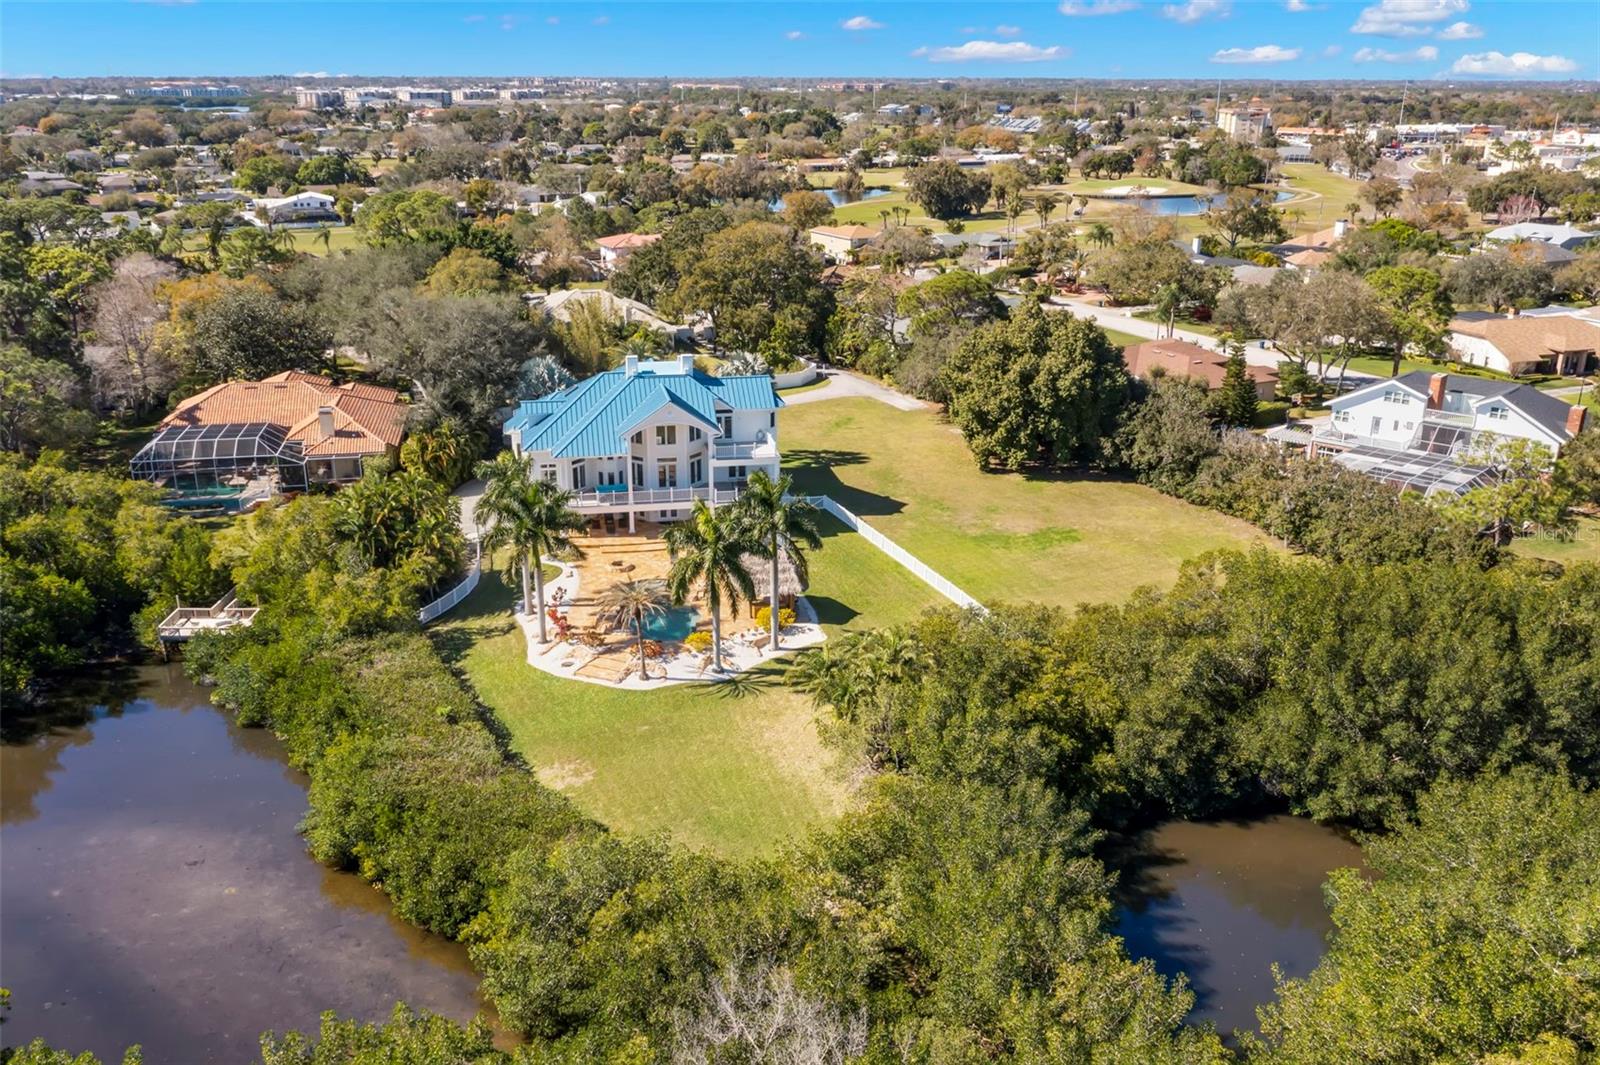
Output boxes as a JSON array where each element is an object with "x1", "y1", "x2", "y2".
[
  {"x1": 781, "y1": 368, "x2": 929, "y2": 411},
  {"x1": 453, "y1": 478, "x2": 485, "y2": 538}
]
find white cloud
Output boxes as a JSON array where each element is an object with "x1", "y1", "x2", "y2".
[
  {"x1": 924, "y1": 40, "x2": 1068, "y2": 62},
  {"x1": 592, "y1": 14, "x2": 610, "y2": 24},
  {"x1": 1353, "y1": 44, "x2": 1439, "y2": 61},
  {"x1": 1451, "y1": 50, "x2": 1579, "y2": 75},
  {"x1": 841, "y1": 15, "x2": 884, "y2": 30},
  {"x1": 1285, "y1": 0, "x2": 1315, "y2": 10},
  {"x1": 545, "y1": 15, "x2": 559, "y2": 23},
  {"x1": 293, "y1": 71, "x2": 332, "y2": 78},
  {"x1": 1163, "y1": 0, "x2": 1230, "y2": 23},
  {"x1": 499, "y1": 14, "x2": 521, "y2": 30},
  {"x1": 1323, "y1": 44, "x2": 1343, "y2": 56},
  {"x1": 785, "y1": 29, "x2": 805, "y2": 39},
  {"x1": 1211, "y1": 43, "x2": 1301, "y2": 63},
  {"x1": 1058, "y1": 0, "x2": 1139, "y2": 14},
  {"x1": 1436, "y1": 20, "x2": 1483, "y2": 38},
  {"x1": 1350, "y1": 0, "x2": 1468, "y2": 36},
  {"x1": 462, "y1": 13, "x2": 486, "y2": 23},
  {"x1": 995, "y1": 24, "x2": 1023, "y2": 36}
]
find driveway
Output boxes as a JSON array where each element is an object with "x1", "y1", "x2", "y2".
[
  {"x1": 781, "y1": 368, "x2": 929, "y2": 411},
  {"x1": 454, "y1": 478, "x2": 485, "y2": 538}
]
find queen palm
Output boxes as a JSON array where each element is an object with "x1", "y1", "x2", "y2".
[
  {"x1": 732, "y1": 470, "x2": 822, "y2": 652},
  {"x1": 664, "y1": 500, "x2": 755, "y2": 673},
  {"x1": 473, "y1": 451, "x2": 587, "y2": 643},
  {"x1": 597, "y1": 578, "x2": 671, "y2": 681}
]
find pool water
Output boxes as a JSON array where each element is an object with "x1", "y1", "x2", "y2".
[{"x1": 632, "y1": 605, "x2": 702, "y2": 642}]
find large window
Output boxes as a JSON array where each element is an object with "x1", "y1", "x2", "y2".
[
  {"x1": 655, "y1": 425, "x2": 677, "y2": 446},
  {"x1": 657, "y1": 461, "x2": 677, "y2": 488},
  {"x1": 717, "y1": 413, "x2": 733, "y2": 437},
  {"x1": 689, "y1": 457, "x2": 703, "y2": 484}
]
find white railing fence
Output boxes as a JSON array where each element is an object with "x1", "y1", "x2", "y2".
[
  {"x1": 418, "y1": 539, "x2": 482, "y2": 625},
  {"x1": 802, "y1": 495, "x2": 986, "y2": 613}
]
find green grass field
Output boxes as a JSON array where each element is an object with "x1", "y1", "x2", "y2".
[
  {"x1": 1278, "y1": 163, "x2": 1366, "y2": 234},
  {"x1": 1509, "y1": 516, "x2": 1600, "y2": 566},
  {"x1": 781, "y1": 398, "x2": 1273, "y2": 609},
  {"x1": 432, "y1": 514, "x2": 942, "y2": 855}
]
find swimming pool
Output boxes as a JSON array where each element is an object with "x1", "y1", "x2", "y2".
[{"x1": 632, "y1": 605, "x2": 702, "y2": 642}]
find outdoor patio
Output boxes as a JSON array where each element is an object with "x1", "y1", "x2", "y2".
[{"x1": 515, "y1": 521, "x2": 825, "y2": 689}]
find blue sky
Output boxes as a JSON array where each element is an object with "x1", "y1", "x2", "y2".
[{"x1": 2, "y1": 1, "x2": 1596, "y2": 81}]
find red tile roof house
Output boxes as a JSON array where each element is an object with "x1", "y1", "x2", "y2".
[
  {"x1": 1123, "y1": 339, "x2": 1280, "y2": 400},
  {"x1": 130, "y1": 371, "x2": 409, "y2": 496},
  {"x1": 595, "y1": 232, "x2": 661, "y2": 272}
]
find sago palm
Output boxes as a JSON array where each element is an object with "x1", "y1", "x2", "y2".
[
  {"x1": 596, "y1": 578, "x2": 672, "y2": 681},
  {"x1": 473, "y1": 451, "x2": 587, "y2": 643},
  {"x1": 664, "y1": 500, "x2": 755, "y2": 673},
  {"x1": 732, "y1": 470, "x2": 822, "y2": 652}
]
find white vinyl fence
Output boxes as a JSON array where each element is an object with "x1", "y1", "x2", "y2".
[
  {"x1": 803, "y1": 496, "x2": 986, "y2": 613},
  {"x1": 418, "y1": 540, "x2": 482, "y2": 624}
]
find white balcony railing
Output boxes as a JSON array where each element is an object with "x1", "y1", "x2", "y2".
[
  {"x1": 566, "y1": 485, "x2": 743, "y2": 509},
  {"x1": 712, "y1": 431, "x2": 779, "y2": 463}
]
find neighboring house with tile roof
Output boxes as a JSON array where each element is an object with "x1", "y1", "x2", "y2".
[
  {"x1": 808, "y1": 223, "x2": 881, "y2": 262},
  {"x1": 130, "y1": 371, "x2": 409, "y2": 493},
  {"x1": 594, "y1": 231, "x2": 661, "y2": 271},
  {"x1": 1483, "y1": 222, "x2": 1597, "y2": 251},
  {"x1": 502, "y1": 353, "x2": 780, "y2": 531},
  {"x1": 1123, "y1": 339, "x2": 1280, "y2": 400},
  {"x1": 1448, "y1": 312, "x2": 1600, "y2": 377}
]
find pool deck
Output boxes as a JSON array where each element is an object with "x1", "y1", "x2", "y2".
[{"x1": 515, "y1": 524, "x2": 825, "y2": 690}]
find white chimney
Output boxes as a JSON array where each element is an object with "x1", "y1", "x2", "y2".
[
  {"x1": 1191, "y1": 236, "x2": 1204, "y2": 256},
  {"x1": 678, "y1": 352, "x2": 696, "y2": 374},
  {"x1": 623, "y1": 354, "x2": 639, "y2": 376},
  {"x1": 1334, "y1": 219, "x2": 1349, "y2": 238},
  {"x1": 316, "y1": 405, "x2": 335, "y2": 438}
]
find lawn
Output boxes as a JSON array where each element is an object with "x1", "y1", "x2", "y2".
[
  {"x1": 1133, "y1": 310, "x2": 1222, "y2": 338},
  {"x1": 1278, "y1": 163, "x2": 1366, "y2": 235},
  {"x1": 431, "y1": 513, "x2": 943, "y2": 856},
  {"x1": 1509, "y1": 516, "x2": 1600, "y2": 566},
  {"x1": 781, "y1": 398, "x2": 1273, "y2": 610},
  {"x1": 1102, "y1": 327, "x2": 1148, "y2": 350}
]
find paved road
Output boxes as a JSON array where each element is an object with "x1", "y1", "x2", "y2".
[{"x1": 781, "y1": 368, "x2": 929, "y2": 411}]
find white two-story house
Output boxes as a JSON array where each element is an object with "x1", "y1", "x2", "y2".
[
  {"x1": 502, "y1": 354, "x2": 781, "y2": 530},
  {"x1": 1272, "y1": 370, "x2": 1587, "y2": 497}
]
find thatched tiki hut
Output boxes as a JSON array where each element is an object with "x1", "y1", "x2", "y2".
[{"x1": 740, "y1": 552, "x2": 805, "y2": 618}]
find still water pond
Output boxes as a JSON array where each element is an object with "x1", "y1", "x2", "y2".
[
  {"x1": 1108, "y1": 815, "x2": 1366, "y2": 1039},
  {"x1": 0, "y1": 665, "x2": 494, "y2": 1062}
]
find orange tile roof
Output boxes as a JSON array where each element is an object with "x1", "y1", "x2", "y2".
[
  {"x1": 595, "y1": 232, "x2": 661, "y2": 250},
  {"x1": 161, "y1": 373, "x2": 408, "y2": 458},
  {"x1": 1124, "y1": 339, "x2": 1279, "y2": 389}
]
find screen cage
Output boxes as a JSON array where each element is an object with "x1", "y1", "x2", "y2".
[{"x1": 129, "y1": 422, "x2": 308, "y2": 493}]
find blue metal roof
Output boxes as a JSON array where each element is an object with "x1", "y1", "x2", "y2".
[{"x1": 504, "y1": 364, "x2": 779, "y2": 460}]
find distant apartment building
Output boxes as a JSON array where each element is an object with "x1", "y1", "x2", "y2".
[
  {"x1": 295, "y1": 89, "x2": 344, "y2": 109},
  {"x1": 340, "y1": 87, "x2": 397, "y2": 108},
  {"x1": 128, "y1": 82, "x2": 243, "y2": 99},
  {"x1": 395, "y1": 87, "x2": 453, "y2": 107},
  {"x1": 1216, "y1": 103, "x2": 1272, "y2": 144}
]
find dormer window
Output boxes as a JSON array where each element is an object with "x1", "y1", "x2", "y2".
[
  {"x1": 655, "y1": 425, "x2": 677, "y2": 445},
  {"x1": 717, "y1": 413, "x2": 733, "y2": 437}
]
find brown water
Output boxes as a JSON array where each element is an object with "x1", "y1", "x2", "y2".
[
  {"x1": 1, "y1": 664, "x2": 495, "y2": 1062},
  {"x1": 1109, "y1": 815, "x2": 1367, "y2": 1041}
]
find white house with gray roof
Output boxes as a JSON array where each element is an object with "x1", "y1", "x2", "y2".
[
  {"x1": 1268, "y1": 371, "x2": 1587, "y2": 497},
  {"x1": 502, "y1": 354, "x2": 780, "y2": 530}
]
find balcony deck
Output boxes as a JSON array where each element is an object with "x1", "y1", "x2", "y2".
[{"x1": 567, "y1": 484, "x2": 744, "y2": 511}]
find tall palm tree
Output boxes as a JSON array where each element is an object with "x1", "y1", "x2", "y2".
[
  {"x1": 664, "y1": 500, "x2": 755, "y2": 673},
  {"x1": 314, "y1": 224, "x2": 333, "y2": 254},
  {"x1": 732, "y1": 470, "x2": 822, "y2": 652},
  {"x1": 1153, "y1": 282, "x2": 1183, "y2": 338},
  {"x1": 597, "y1": 578, "x2": 671, "y2": 681},
  {"x1": 1086, "y1": 222, "x2": 1114, "y2": 249},
  {"x1": 1034, "y1": 193, "x2": 1060, "y2": 227},
  {"x1": 473, "y1": 451, "x2": 587, "y2": 643}
]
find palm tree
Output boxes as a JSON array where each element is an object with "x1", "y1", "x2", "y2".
[
  {"x1": 1005, "y1": 197, "x2": 1025, "y2": 237},
  {"x1": 664, "y1": 500, "x2": 755, "y2": 673},
  {"x1": 473, "y1": 451, "x2": 587, "y2": 644},
  {"x1": 732, "y1": 470, "x2": 822, "y2": 652},
  {"x1": 314, "y1": 224, "x2": 333, "y2": 254},
  {"x1": 597, "y1": 578, "x2": 671, "y2": 681},
  {"x1": 1086, "y1": 222, "x2": 1114, "y2": 249},
  {"x1": 1153, "y1": 282, "x2": 1183, "y2": 338},
  {"x1": 1034, "y1": 193, "x2": 1060, "y2": 227}
]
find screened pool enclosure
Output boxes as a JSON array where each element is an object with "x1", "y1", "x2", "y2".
[{"x1": 129, "y1": 422, "x2": 309, "y2": 493}]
